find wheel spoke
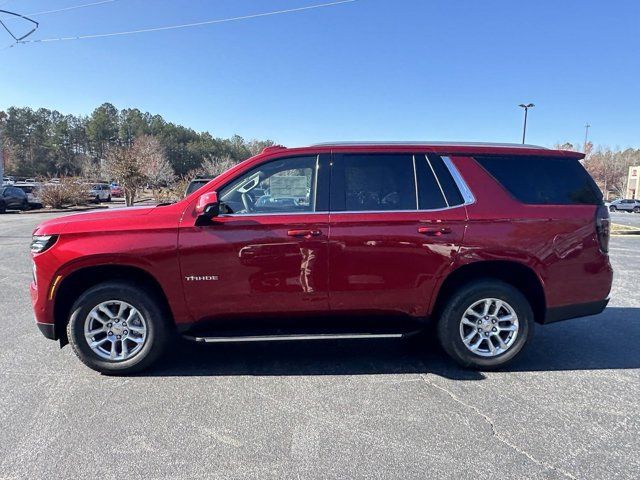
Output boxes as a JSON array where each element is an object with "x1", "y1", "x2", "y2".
[
  {"x1": 494, "y1": 334, "x2": 507, "y2": 350},
  {"x1": 121, "y1": 340, "x2": 129, "y2": 358},
  {"x1": 461, "y1": 317, "x2": 477, "y2": 327},
  {"x1": 486, "y1": 337, "x2": 497, "y2": 354},
  {"x1": 469, "y1": 336, "x2": 483, "y2": 351},
  {"x1": 127, "y1": 335, "x2": 144, "y2": 344},
  {"x1": 90, "y1": 337, "x2": 109, "y2": 349},
  {"x1": 500, "y1": 324, "x2": 517, "y2": 332},
  {"x1": 492, "y1": 300, "x2": 503, "y2": 316},
  {"x1": 126, "y1": 308, "x2": 139, "y2": 323},
  {"x1": 98, "y1": 304, "x2": 115, "y2": 319},
  {"x1": 482, "y1": 299, "x2": 491, "y2": 316},
  {"x1": 116, "y1": 302, "x2": 127, "y2": 319},
  {"x1": 110, "y1": 339, "x2": 117, "y2": 359},
  {"x1": 498, "y1": 313, "x2": 513, "y2": 322},
  {"x1": 463, "y1": 330, "x2": 477, "y2": 344},
  {"x1": 85, "y1": 327, "x2": 105, "y2": 339},
  {"x1": 127, "y1": 323, "x2": 145, "y2": 333},
  {"x1": 465, "y1": 309, "x2": 481, "y2": 318}
]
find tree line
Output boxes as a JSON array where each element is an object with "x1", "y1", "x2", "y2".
[
  {"x1": 0, "y1": 103, "x2": 274, "y2": 178},
  {"x1": 556, "y1": 142, "x2": 640, "y2": 199}
]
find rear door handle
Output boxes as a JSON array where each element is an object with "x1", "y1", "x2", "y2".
[
  {"x1": 287, "y1": 229, "x2": 322, "y2": 238},
  {"x1": 418, "y1": 226, "x2": 452, "y2": 236}
]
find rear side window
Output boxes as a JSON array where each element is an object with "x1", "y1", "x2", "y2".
[
  {"x1": 475, "y1": 155, "x2": 603, "y2": 205},
  {"x1": 340, "y1": 154, "x2": 416, "y2": 211}
]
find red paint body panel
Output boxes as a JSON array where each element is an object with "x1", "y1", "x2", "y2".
[{"x1": 30, "y1": 143, "x2": 612, "y2": 336}]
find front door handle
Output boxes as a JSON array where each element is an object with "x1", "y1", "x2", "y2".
[
  {"x1": 287, "y1": 229, "x2": 322, "y2": 238},
  {"x1": 418, "y1": 226, "x2": 452, "y2": 236}
]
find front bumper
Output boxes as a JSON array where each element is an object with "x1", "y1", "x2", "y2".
[
  {"x1": 544, "y1": 298, "x2": 609, "y2": 324},
  {"x1": 37, "y1": 322, "x2": 57, "y2": 340}
]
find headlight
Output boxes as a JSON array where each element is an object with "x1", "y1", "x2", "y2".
[{"x1": 31, "y1": 235, "x2": 58, "y2": 253}]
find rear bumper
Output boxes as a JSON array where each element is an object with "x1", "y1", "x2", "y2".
[{"x1": 544, "y1": 298, "x2": 609, "y2": 324}]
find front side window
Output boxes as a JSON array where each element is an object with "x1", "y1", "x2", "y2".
[
  {"x1": 219, "y1": 156, "x2": 318, "y2": 215},
  {"x1": 340, "y1": 154, "x2": 416, "y2": 211}
]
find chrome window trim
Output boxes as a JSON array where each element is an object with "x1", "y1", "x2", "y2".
[
  {"x1": 412, "y1": 155, "x2": 419, "y2": 210},
  {"x1": 442, "y1": 156, "x2": 476, "y2": 205},
  {"x1": 424, "y1": 154, "x2": 450, "y2": 208}
]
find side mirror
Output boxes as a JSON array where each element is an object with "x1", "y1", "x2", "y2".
[{"x1": 195, "y1": 191, "x2": 220, "y2": 219}]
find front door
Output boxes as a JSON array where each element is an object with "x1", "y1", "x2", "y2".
[
  {"x1": 179, "y1": 154, "x2": 330, "y2": 323},
  {"x1": 328, "y1": 152, "x2": 468, "y2": 318}
]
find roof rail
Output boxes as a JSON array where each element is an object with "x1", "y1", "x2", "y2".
[{"x1": 310, "y1": 141, "x2": 548, "y2": 149}]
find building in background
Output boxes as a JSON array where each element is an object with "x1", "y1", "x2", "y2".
[{"x1": 627, "y1": 166, "x2": 639, "y2": 199}]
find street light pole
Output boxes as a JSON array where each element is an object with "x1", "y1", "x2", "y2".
[
  {"x1": 518, "y1": 103, "x2": 535, "y2": 144},
  {"x1": 584, "y1": 123, "x2": 591, "y2": 153}
]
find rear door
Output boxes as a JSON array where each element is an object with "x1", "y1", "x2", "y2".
[{"x1": 327, "y1": 152, "x2": 468, "y2": 318}]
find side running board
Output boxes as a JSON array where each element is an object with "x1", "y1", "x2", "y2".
[{"x1": 183, "y1": 332, "x2": 406, "y2": 344}]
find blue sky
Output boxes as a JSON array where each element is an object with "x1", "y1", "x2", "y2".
[{"x1": 1, "y1": 0, "x2": 639, "y2": 148}]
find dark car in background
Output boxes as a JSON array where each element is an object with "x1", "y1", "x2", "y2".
[
  {"x1": 185, "y1": 178, "x2": 212, "y2": 197},
  {"x1": 0, "y1": 186, "x2": 30, "y2": 213}
]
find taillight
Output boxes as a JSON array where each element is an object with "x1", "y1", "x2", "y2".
[{"x1": 595, "y1": 205, "x2": 610, "y2": 253}]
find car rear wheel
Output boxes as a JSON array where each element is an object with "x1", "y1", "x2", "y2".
[
  {"x1": 609, "y1": 205, "x2": 617, "y2": 212},
  {"x1": 634, "y1": 206, "x2": 640, "y2": 213},
  {"x1": 67, "y1": 281, "x2": 171, "y2": 375},
  {"x1": 0, "y1": 202, "x2": 5, "y2": 214},
  {"x1": 437, "y1": 280, "x2": 533, "y2": 370}
]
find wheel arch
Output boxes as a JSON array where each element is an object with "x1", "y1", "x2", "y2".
[
  {"x1": 53, "y1": 264, "x2": 174, "y2": 346},
  {"x1": 431, "y1": 260, "x2": 547, "y2": 324}
]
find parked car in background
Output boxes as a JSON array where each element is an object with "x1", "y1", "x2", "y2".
[
  {"x1": 30, "y1": 142, "x2": 612, "y2": 375},
  {"x1": 2, "y1": 176, "x2": 16, "y2": 185},
  {"x1": 185, "y1": 178, "x2": 212, "y2": 197},
  {"x1": 0, "y1": 185, "x2": 29, "y2": 213},
  {"x1": 14, "y1": 182, "x2": 43, "y2": 209},
  {"x1": 110, "y1": 184, "x2": 124, "y2": 198},
  {"x1": 609, "y1": 198, "x2": 640, "y2": 213},
  {"x1": 87, "y1": 183, "x2": 112, "y2": 203}
]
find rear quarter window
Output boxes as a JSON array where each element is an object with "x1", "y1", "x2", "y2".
[{"x1": 474, "y1": 155, "x2": 603, "y2": 205}]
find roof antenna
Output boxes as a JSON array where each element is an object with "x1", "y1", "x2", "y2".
[{"x1": 0, "y1": 9, "x2": 39, "y2": 43}]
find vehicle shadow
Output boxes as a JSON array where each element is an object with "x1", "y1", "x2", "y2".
[{"x1": 143, "y1": 307, "x2": 639, "y2": 380}]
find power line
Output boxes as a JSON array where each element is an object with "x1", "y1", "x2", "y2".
[
  {"x1": 27, "y1": 0, "x2": 121, "y2": 17},
  {"x1": 18, "y1": 0, "x2": 357, "y2": 44}
]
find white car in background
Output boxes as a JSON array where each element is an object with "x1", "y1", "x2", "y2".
[
  {"x1": 609, "y1": 198, "x2": 640, "y2": 213},
  {"x1": 87, "y1": 183, "x2": 112, "y2": 203}
]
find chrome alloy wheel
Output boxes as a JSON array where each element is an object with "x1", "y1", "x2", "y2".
[
  {"x1": 459, "y1": 298, "x2": 519, "y2": 357},
  {"x1": 84, "y1": 300, "x2": 147, "y2": 361}
]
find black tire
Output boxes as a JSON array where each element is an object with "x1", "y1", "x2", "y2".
[
  {"x1": 95, "y1": 195, "x2": 101, "y2": 204},
  {"x1": 106, "y1": 195, "x2": 112, "y2": 202},
  {"x1": 22, "y1": 199, "x2": 29, "y2": 211},
  {"x1": 437, "y1": 280, "x2": 534, "y2": 370},
  {"x1": 67, "y1": 281, "x2": 172, "y2": 375},
  {"x1": 0, "y1": 202, "x2": 5, "y2": 214},
  {"x1": 609, "y1": 205, "x2": 616, "y2": 212},
  {"x1": 634, "y1": 207, "x2": 640, "y2": 213}
]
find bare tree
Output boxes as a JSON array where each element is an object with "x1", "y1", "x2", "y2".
[
  {"x1": 135, "y1": 135, "x2": 175, "y2": 200},
  {"x1": 199, "y1": 155, "x2": 237, "y2": 178},
  {"x1": 105, "y1": 145, "x2": 145, "y2": 206}
]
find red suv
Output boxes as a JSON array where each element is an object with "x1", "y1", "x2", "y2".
[{"x1": 30, "y1": 142, "x2": 612, "y2": 374}]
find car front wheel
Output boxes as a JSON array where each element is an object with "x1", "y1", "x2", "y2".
[
  {"x1": 67, "y1": 281, "x2": 171, "y2": 374},
  {"x1": 437, "y1": 280, "x2": 533, "y2": 370},
  {"x1": 609, "y1": 205, "x2": 617, "y2": 212}
]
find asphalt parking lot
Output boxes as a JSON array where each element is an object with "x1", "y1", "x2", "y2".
[
  {"x1": 0, "y1": 211, "x2": 638, "y2": 480},
  {"x1": 610, "y1": 210, "x2": 640, "y2": 228}
]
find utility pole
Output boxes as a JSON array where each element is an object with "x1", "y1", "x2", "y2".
[
  {"x1": 0, "y1": 122, "x2": 4, "y2": 186},
  {"x1": 518, "y1": 103, "x2": 535, "y2": 144},
  {"x1": 584, "y1": 123, "x2": 591, "y2": 154}
]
